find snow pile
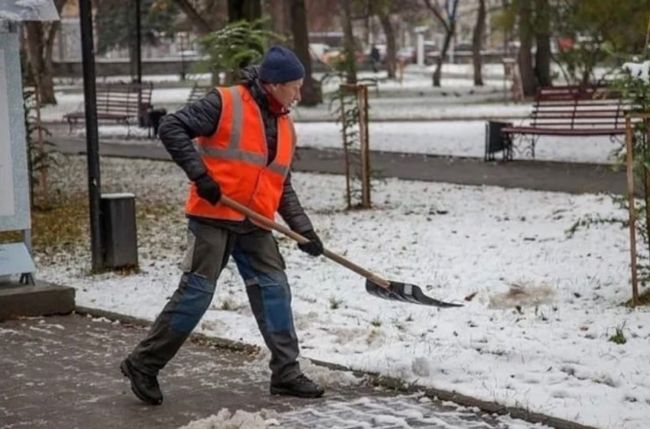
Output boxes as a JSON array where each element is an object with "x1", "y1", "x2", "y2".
[{"x1": 177, "y1": 408, "x2": 278, "y2": 429}]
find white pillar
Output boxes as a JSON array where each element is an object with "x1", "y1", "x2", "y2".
[{"x1": 417, "y1": 33, "x2": 425, "y2": 67}]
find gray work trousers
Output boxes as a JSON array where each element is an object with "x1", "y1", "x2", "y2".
[{"x1": 128, "y1": 219, "x2": 301, "y2": 384}]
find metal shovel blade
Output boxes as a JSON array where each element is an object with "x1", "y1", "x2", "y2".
[{"x1": 365, "y1": 280, "x2": 463, "y2": 308}]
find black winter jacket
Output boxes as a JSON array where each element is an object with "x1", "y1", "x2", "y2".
[{"x1": 158, "y1": 67, "x2": 313, "y2": 234}]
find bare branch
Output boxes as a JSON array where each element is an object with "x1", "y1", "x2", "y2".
[
  {"x1": 172, "y1": 0, "x2": 215, "y2": 35},
  {"x1": 421, "y1": 0, "x2": 450, "y2": 33}
]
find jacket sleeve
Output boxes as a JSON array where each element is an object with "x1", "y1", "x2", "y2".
[
  {"x1": 158, "y1": 89, "x2": 222, "y2": 181},
  {"x1": 278, "y1": 171, "x2": 314, "y2": 234}
]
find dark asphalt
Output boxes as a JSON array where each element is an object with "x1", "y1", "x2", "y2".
[{"x1": 49, "y1": 135, "x2": 626, "y2": 196}]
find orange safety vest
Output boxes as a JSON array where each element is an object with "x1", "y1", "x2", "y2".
[{"x1": 185, "y1": 85, "x2": 295, "y2": 226}]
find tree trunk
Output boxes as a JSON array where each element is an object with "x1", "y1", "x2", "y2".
[
  {"x1": 377, "y1": 9, "x2": 396, "y2": 79},
  {"x1": 517, "y1": 0, "x2": 537, "y2": 97},
  {"x1": 290, "y1": 0, "x2": 322, "y2": 106},
  {"x1": 472, "y1": 0, "x2": 486, "y2": 86},
  {"x1": 42, "y1": 21, "x2": 59, "y2": 103},
  {"x1": 24, "y1": 22, "x2": 57, "y2": 105},
  {"x1": 433, "y1": 22, "x2": 454, "y2": 87},
  {"x1": 423, "y1": 0, "x2": 458, "y2": 87},
  {"x1": 228, "y1": 0, "x2": 262, "y2": 22},
  {"x1": 269, "y1": 0, "x2": 291, "y2": 37},
  {"x1": 339, "y1": 0, "x2": 357, "y2": 84},
  {"x1": 534, "y1": 0, "x2": 552, "y2": 87},
  {"x1": 23, "y1": 0, "x2": 69, "y2": 105}
]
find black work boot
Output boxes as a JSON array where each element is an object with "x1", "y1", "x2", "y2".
[
  {"x1": 120, "y1": 358, "x2": 163, "y2": 405},
  {"x1": 270, "y1": 374, "x2": 325, "y2": 398}
]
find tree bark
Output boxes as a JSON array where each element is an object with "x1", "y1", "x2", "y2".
[
  {"x1": 290, "y1": 0, "x2": 322, "y2": 105},
  {"x1": 377, "y1": 8, "x2": 396, "y2": 79},
  {"x1": 517, "y1": 0, "x2": 537, "y2": 97},
  {"x1": 339, "y1": 0, "x2": 357, "y2": 84},
  {"x1": 228, "y1": 0, "x2": 262, "y2": 22},
  {"x1": 472, "y1": 0, "x2": 486, "y2": 86},
  {"x1": 534, "y1": 0, "x2": 552, "y2": 87},
  {"x1": 24, "y1": 22, "x2": 57, "y2": 105},
  {"x1": 43, "y1": 21, "x2": 59, "y2": 101},
  {"x1": 269, "y1": 0, "x2": 291, "y2": 37}
]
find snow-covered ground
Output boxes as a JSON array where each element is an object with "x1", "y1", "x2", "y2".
[
  {"x1": 41, "y1": 64, "x2": 622, "y2": 165},
  {"x1": 68, "y1": 119, "x2": 619, "y2": 165},
  {"x1": 36, "y1": 156, "x2": 649, "y2": 429}
]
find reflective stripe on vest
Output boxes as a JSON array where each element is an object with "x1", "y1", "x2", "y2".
[{"x1": 184, "y1": 85, "x2": 295, "y2": 224}]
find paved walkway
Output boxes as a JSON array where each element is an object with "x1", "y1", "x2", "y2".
[
  {"x1": 0, "y1": 312, "x2": 560, "y2": 429},
  {"x1": 50, "y1": 136, "x2": 625, "y2": 195}
]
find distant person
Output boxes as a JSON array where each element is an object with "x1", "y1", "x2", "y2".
[
  {"x1": 119, "y1": 45, "x2": 326, "y2": 405},
  {"x1": 370, "y1": 45, "x2": 381, "y2": 72}
]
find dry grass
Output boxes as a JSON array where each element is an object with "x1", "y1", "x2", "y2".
[
  {"x1": 0, "y1": 197, "x2": 88, "y2": 255},
  {"x1": 1, "y1": 195, "x2": 181, "y2": 264}
]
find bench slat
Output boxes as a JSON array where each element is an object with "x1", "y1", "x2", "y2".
[
  {"x1": 66, "y1": 82, "x2": 154, "y2": 126},
  {"x1": 498, "y1": 85, "x2": 628, "y2": 157},
  {"x1": 502, "y1": 126, "x2": 625, "y2": 136}
]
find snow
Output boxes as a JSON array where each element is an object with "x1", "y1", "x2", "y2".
[
  {"x1": 35, "y1": 155, "x2": 650, "y2": 429},
  {"x1": 294, "y1": 121, "x2": 618, "y2": 164},
  {"x1": 175, "y1": 395, "x2": 542, "y2": 428},
  {"x1": 622, "y1": 61, "x2": 650, "y2": 82},
  {"x1": 40, "y1": 65, "x2": 621, "y2": 164},
  {"x1": 177, "y1": 408, "x2": 276, "y2": 429}
]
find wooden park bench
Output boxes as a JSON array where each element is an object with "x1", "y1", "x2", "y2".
[
  {"x1": 485, "y1": 85, "x2": 627, "y2": 161},
  {"x1": 64, "y1": 81, "x2": 154, "y2": 136}
]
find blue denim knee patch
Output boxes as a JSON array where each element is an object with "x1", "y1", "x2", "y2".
[
  {"x1": 259, "y1": 278, "x2": 292, "y2": 332},
  {"x1": 169, "y1": 272, "x2": 215, "y2": 332},
  {"x1": 233, "y1": 249, "x2": 292, "y2": 333}
]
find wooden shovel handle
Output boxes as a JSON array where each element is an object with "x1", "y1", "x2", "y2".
[{"x1": 220, "y1": 195, "x2": 390, "y2": 288}]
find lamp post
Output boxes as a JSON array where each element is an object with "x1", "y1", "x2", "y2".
[{"x1": 79, "y1": 0, "x2": 103, "y2": 271}]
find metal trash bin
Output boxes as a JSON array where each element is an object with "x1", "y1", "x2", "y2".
[
  {"x1": 147, "y1": 107, "x2": 167, "y2": 138},
  {"x1": 484, "y1": 121, "x2": 513, "y2": 161},
  {"x1": 100, "y1": 193, "x2": 138, "y2": 269}
]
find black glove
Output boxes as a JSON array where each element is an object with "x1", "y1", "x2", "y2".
[
  {"x1": 297, "y1": 230, "x2": 324, "y2": 257},
  {"x1": 194, "y1": 173, "x2": 221, "y2": 204}
]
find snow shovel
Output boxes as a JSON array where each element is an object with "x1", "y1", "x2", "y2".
[{"x1": 220, "y1": 196, "x2": 462, "y2": 308}]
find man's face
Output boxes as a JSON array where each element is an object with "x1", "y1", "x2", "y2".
[{"x1": 267, "y1": 78, "x2": 303, "y2": 108}]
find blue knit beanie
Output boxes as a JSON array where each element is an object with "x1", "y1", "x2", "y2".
[{"x1": 259, "y1": 45, "x2": 305, "y2": 83}]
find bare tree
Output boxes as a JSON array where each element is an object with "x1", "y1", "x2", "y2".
[
  {"x1": 372, "y1": 0, "x2": 397, "y2": 79},
  {"x1": 23, "y1": 0, "x2": 68, "y2": 105},
  {"x1": 534, "y1": 0, "x2": 552, "y2": 87},
  {"x1": 339, "y1": 0, "x2": 358, "y2": 84},
  {"x1": 517, "y1": 0, "x2": 537, "y2": 96},
  {"x1": 472, "y1": 0, "x2": 486, "y2": 86},
  {"x1": 289, "y1": 0, "x2": 322, "y2": 105},
  {"x1": 172, "y1": 0, "x2": 216, "y2": 34},
  {"x1": 422, "y1": 0, "x2": 459, "y2": 87}
]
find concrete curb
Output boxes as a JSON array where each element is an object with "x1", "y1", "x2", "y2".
[
  {"x1": 0, "y1": 280, "x2": 75, "y2": 321},
  {"x1": 75, "y1": 305, "x2": 597, "y2": 429}
]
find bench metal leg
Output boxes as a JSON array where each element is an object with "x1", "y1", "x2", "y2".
[{"x1": 507, "y1": 133, "x2": 537, "y2": 160}]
